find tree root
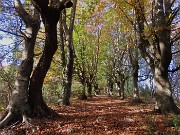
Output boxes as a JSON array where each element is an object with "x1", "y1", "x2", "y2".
[
  {"x1": 31, "y1": 101, "x2": 59, "y2": 118},
  {"x1": 0, "y1": 104, "x2": 59, "y2": 129},
  {"x1": 0, "y1": 111, "x2": 14, "y2": 129}
]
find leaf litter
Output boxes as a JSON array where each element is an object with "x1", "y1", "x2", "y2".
[{"x1": 0, "y1": 96, "x2": 179, "y2": 134}]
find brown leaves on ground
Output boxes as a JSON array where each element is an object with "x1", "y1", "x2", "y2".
[{"x1": 0, "y1": 96, "x2": 179, "y2": 135}]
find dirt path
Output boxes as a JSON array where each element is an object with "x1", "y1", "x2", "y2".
[{"x1": 0, "y1": 96, "x2": 178, "y2": 134}]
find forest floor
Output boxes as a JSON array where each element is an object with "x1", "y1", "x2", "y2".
[{"x1": 0, "y1": 96, "x2": 179, "y2": 135}]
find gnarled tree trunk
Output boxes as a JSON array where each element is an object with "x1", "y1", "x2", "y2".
[
  {"x1": 29, "y1": 0, "x2": 73, "y2": 115},
  {"x1": 135, "y1": 0, "x2": 179, "y2": 113},
  {"x1": 29, "y1": 15, "x2": 59, "y2": 116},
  {"x1": 0, "y1": 0, "x2": 40, "y2": 128},
  {"x1": 153, "y1": 0, "x2": 179, "y2": 114}
]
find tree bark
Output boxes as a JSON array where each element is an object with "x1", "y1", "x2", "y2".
[
  {"x1": 29, "y1": 14, "x2": 58, "y2": 116},
  {"x1": 107, "y1": 77, "x2": 113, "y2": 96},
  {"x1": 152, "y1": 0, "x2": 179, "y2": 114},
  {"x1": 0, "y1": 0, "x2": 40, "y2": 128},
  {"x1": 80, "y1": 71, "x2": 87, "y2": 100},
  {"x1": 135, "y1": 0, "x2": 179, "y2": 113},
  {"x1": 28, "y1": 0, "x2": 73, "y2": 115},
  {"x1": 61, "y1": 0, "x2": 77, "y2": 105},
  {"x1": 128, "y1": 42, "x2": 140, "y2": 101},
  {"x1": 87, "y1": 81, "x2": 93, "y2": 98},
  {"x1": 119, "y1": 73, "x2": 125, "y2": 100},
  {"x1": 132, "y1": 60, "x2": 141, "y2": 102},
  {"x1": 80, "y1": 76, "x2": 87, "y2": 100}
]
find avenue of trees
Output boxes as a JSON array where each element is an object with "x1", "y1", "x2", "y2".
[{"x1": 0, "y1": 0, "x2": 179, "y2": 128}]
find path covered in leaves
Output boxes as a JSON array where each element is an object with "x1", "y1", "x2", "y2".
[{"x1": 0, "y1": 96, "x2": 179, "y2": 134}]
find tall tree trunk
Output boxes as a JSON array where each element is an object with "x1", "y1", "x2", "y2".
[
  {"x1": 153, "y1": 34, "x2": 179, "y2": 113},
  {"x1": 29, "y1": 9, "x2": 59, "y2": 117},
  {"x1": 80, "y1": 72, "x2": 87, "y2": 100},
  {"x1": 81, "y1": 82, "x2": 87, "y2": 100},
  {"x1": 61, "y1": 0, "x2": 77, "y2": 105},
  {"x1": 28, "y1": 24, "x2": 58, "y2": 116},
  {"x1": 128, "y1": 46, "x2": 140, "y2": 101},
  {"x1": 107, "y1": 77, "x2": 113, "y2": 96},
  {"x1": 87, "y1": 81, "x2": 92, "y2": 98},
  {"x1": 62, "y1": 32, "x2": 74, "y2": 105},
  {"x1": 119, "y1": 74, "x2": 125, "y2": 100},
  {"x1": 153, "y1": 0, "x2": 179, "y2": 114},
  {"x1": 29, "y1": 0, "x2": 73, "y2": 115},
  {"x1": 135, "y1": 0, "x2": 179, "y2": 113},
  {"x1": 132, "y1": 60, "x2": 140, "y2": 101},
  {"x1": 0, "y1": 0, "x2": 40, "y2": 128}
]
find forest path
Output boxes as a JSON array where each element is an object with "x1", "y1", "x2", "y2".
[{"x1": 0, "y1": 96, "x2": 178, "y2": 134}]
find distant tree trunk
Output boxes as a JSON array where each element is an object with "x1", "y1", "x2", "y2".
[
  {"x1": 129, "y1": 48, "x2": 141, "y2": 102},
  {"x1": 128, "y1": 44, "x2": 140, "y2": 101},
  {"x1": 132, "y1": 61, "x2": 139, "y2": 99},
  {"x1": 0, "y1": 0, "x2": 40, "y2": 128},
  {"x1": 80, "y1": 77, "x2": 87, "y2": 100},
  {"x1": 80, "y1": 70, "x2": 87, "y2": 100},
  {"x1": 74, "y1": 37, "x2": 87, "y2": 100},
  {"x1": 107, "y1": 77, "x2": 113, "y2": 96},
  {"x1": 116, "y1": 81, "x2": 121, "y2": 96},
  {"x1": 87, "y1": 81, "x2": 92, "y2": 98},
  {"x1": 119, "y1": 73, "x2": 125, "y2": 99},
  {"x1": 94, "y1": 83, "x2": 100, "y2": 95}
]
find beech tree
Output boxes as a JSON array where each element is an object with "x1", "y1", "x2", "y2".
[
  {"x1": 59, "y1": 0, "x2": 77, "y2": 106},
  {"x1": 128, "y1": 42, "x2": 141, "y2": 102},
  {"x1": 0, "y1": 0, "x2": 40, "y2": 128},
  {"x1": 134, "y1": 0, "x2": 180, "y2": 113},
  {"x1": 0, "y1": 0, "x2": 73, "y2": 128},
  {"x1": 29, "y1": 0, "x2": 73, "y2": 115}
]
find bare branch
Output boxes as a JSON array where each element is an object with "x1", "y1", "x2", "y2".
[
  {"x1": 168, "y1": 65, "x2": 180, "y2": 73},
  {"x1": 172, "y1": 50, "x2": 180, "y2": 55},
  {"x1": 0, "y1": 28, "x2": 23, "y2": 38}
]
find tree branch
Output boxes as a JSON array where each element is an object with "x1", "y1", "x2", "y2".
[
  {"x1": 172, "y1": 50, "x2": 180, "y2": 55},
  {"x1": 0, "y1": 28, "x2": 23, "y2": 38},
  {"x1": 168, "y1": 65, "x2": 180, "y2": 73},
  {"x1": 14, "y1": 0, "x2": 33, "y2": 25}
]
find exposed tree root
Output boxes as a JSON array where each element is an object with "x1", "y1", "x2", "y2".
[
  {"x1": 154, "y1": 106, "x2": 180, "y2": 115},
  {"x1": 31, "y1": 101, "x2": 59, "y2": 118},
  {"x1": 155, "y1": 95, "x2": 180, "y2": 115},
  {"x1": 0, "y1": 102, "x2": 59, "y2": 129},
  {"x1": 0, "y1": 111, "x2": 14, "y2": 129}
]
